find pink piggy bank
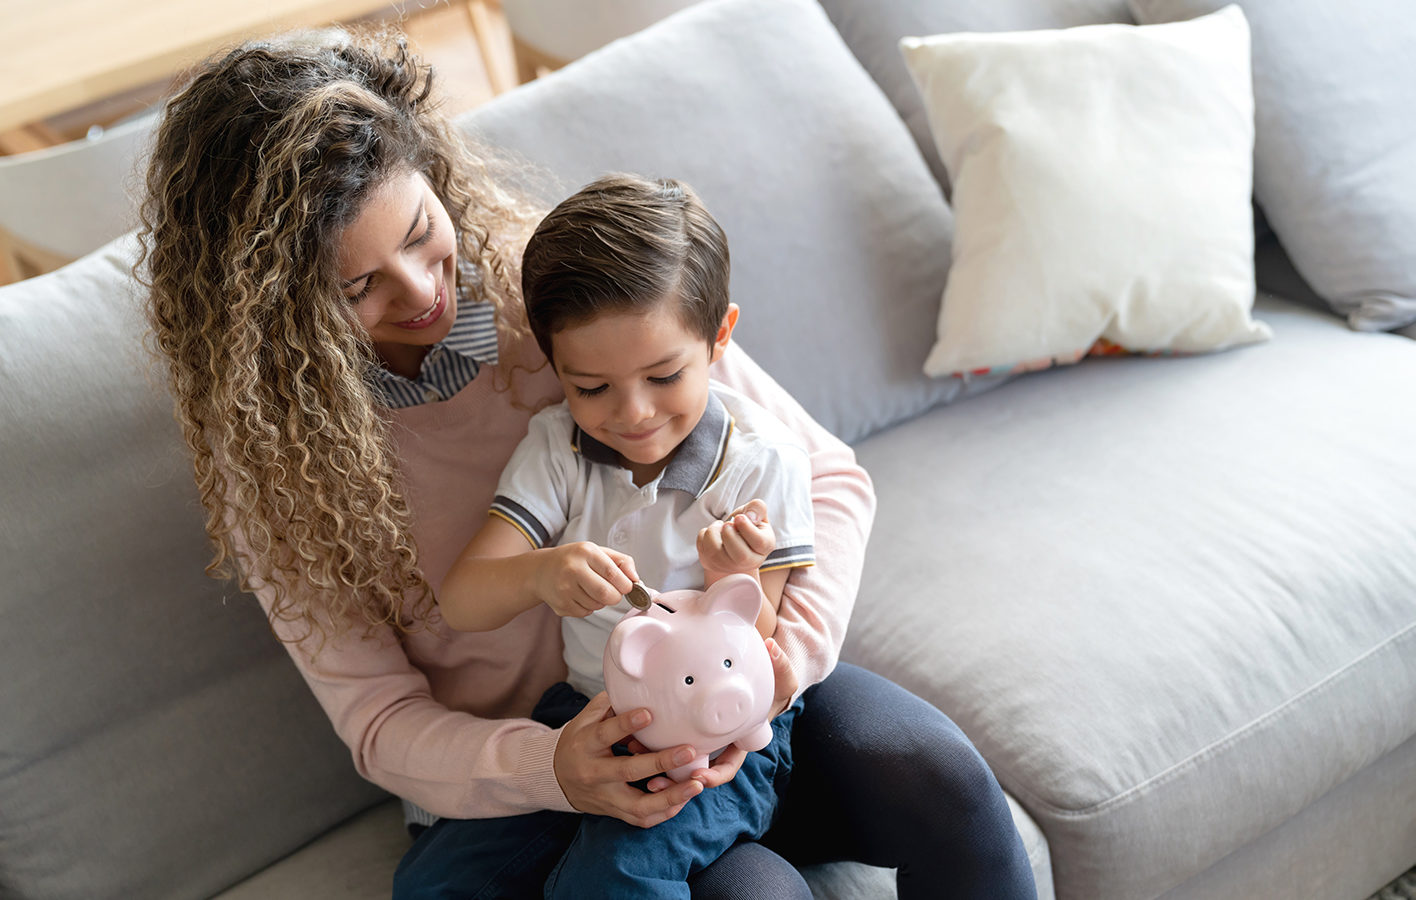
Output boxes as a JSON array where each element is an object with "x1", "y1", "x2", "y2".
[{"x1": 603, "y1": 573, "x2": 775, "y2": 782}]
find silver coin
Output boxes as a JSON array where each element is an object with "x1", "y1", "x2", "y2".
[{"x1": 624, "y1": 581, "x2": 652, "y2": 610}]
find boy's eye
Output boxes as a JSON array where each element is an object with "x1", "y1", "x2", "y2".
[
  {"x1": 649, "y1": 369, "x2": 684, "y2": 386},
  {"x1": 574, "y1": 384, "x2": 609, "y2": 397}
]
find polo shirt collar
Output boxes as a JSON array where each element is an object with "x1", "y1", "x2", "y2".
[{"x1": 572, "y1": 390, "x2": 732, "y2": 497}]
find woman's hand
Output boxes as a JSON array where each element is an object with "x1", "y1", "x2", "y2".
[
  {"x1": 536, "y1": 543, "x2": 638, "y2": 618},
  {"x1": 764, "y1": 636, "x2": 798, "y2": 717},
  {"x1": 553, "y1": 692, "x2": 705, "y2": 828},
  {"x1": 697, "y1": 499, "x2": 775, "y2": 578}
]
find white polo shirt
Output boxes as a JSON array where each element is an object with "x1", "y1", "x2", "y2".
[{"x1": 489, "y1": 382, "x2": 815, "y2": 697}]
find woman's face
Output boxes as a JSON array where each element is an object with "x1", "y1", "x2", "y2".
[{"x1": 338, "y1": 169, "x2": 458, "y2": 377}]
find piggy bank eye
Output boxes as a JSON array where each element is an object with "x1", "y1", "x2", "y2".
[
  {"x1": 684, "y1": 675, "x2": 695, "y2": 685},
  {"x1": 723, "y1": 658, "x2": 732, "y2": 669}
]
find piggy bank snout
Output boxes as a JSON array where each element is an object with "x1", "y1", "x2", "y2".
[{"x1": 693, "y1": 681, "x2": 755, "y2": 737}]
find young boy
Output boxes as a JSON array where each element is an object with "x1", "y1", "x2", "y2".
[{"x1": 438, "y1": 174, "x2": 815, "y2": 898}]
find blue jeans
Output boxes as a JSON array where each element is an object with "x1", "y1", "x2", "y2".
[
  {"x1": 392, "y1": 664, "x2": 1036, "y2": 900},
  {"x1": 540, "y1": 686, "x2": 800, "y2": 900}
]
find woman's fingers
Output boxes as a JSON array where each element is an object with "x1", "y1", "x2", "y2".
[
  {"x1": 766, "y1": 636, "x2": 798, "y2": 716},
  {"x1": 688, "y1": 743, "x2": 746, "y2": 789},
  {"x1": 555, "y1": 695, "x2": 704, "y2": 827}
]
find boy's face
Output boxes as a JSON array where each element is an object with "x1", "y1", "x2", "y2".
[{"x1": 551, "y1": 298, "x2": 738, "y2": 485}]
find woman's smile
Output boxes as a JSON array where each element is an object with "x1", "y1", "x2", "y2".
[{"x1": 395, "y1": 283, "x2": 447, "y2": 330}]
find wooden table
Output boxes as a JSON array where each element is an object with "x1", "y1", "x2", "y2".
[{"x1": 0, "y1": 0, "x2": 396, "y2": 138}]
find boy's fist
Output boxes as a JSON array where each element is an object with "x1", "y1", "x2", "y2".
[{"x1": 697, "y1": 499, "x2": 776, "y2": 577}]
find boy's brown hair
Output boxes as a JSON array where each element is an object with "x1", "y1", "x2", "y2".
[{"x1": 521, "y1": 174, "x2": 730, "y2": 363}]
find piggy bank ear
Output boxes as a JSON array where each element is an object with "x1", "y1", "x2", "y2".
[
  {"x1": 608, "y1": 616, "x2": 672, "y2": 679},
  {"x1": 703, "y1": 573, "x2": 763, "y2": 626}
]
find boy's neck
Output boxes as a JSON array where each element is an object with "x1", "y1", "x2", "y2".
[{"x1": 621, "y1": 443, "x2": 682, "y2": 488}]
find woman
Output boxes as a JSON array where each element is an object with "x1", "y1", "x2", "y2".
[{"x1": 138, "y1": 28, "x2": 1036, "y2": 899}]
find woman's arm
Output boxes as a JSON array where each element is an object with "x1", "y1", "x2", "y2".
[
  {"x1": 256, "y1": 582, "x2": 704, "y2": 821},
  {"x1": 709, "y1": 343, "x2": 876, "y2": 692},
  {"x1": 254, "y1": 579, "x2": 574, "y2": 818}
]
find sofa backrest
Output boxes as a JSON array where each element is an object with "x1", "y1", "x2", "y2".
[
  {"x1": 461, "y1": 0, "x2": 1007, "y2": 446},
  {"x1": 0, "y1": 238, "x2": 388, "y2": 899}
]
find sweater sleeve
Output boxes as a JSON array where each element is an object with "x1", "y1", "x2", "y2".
[
  {"x1": 245, "y1": 555, "x2": 576, "y2": 819},
  {"x1": 709, "y1": 343, "x2": 877, "y2": 692}
]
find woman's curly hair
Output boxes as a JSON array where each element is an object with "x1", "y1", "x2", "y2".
[{"x1": 137, "y1": 28, "x2": 540, "y2": 643}]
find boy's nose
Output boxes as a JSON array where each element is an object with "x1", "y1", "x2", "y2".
[{"x1": 618, "y1": 390, "x2": 653, "y2": 425}]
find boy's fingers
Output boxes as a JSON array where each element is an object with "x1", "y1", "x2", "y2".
[
  {"x1": 600, "y1": 547, "x2": 639, "y2": 588},
  {"x1": 735, "y1": 499, "x2": 769, "y2": 525},
  {"x1": 733, "y1": 515, "x2": 774, "y2": 555}
]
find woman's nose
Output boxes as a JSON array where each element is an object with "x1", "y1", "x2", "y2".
[{"x1": 392, "y1": 259, "x2": 438, "y2": 311}]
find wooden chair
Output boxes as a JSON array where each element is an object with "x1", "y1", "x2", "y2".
[{"x1": 0, "y1": 114, "x2": 155, "y2": 284}]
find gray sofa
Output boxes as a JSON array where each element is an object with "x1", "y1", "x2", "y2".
[{"x1": 2, "y1": 1, "x2": 1413, "y2": 898}]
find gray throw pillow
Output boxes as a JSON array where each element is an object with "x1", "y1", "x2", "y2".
[
  {"x1": 1129, "y1": 0, "x2": 1416, "y2": 331},
  {"x1": 460, "y1": 0, "x2": 1008, "y2": 444},
  {"x1": 815, "y1": 0, "x2": 1134, "y2": 194}
]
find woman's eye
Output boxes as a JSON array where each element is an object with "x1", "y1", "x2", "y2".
[
  {"x1": 650, "y1": 370, "x2": 684, "y2": 386},
  {"x1": 409, "y1": 212, "x2": 436, "y2": 248},
  {"x1": 575, "y1": 384, "x2": 608, "y2": 397},
  {"x1": 345, "y1": 279, "x2": 373, "y2": 304}
]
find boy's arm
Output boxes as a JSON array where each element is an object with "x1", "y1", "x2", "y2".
[
  {"x1": 440, "y1": 516, "x2": 638, "y2": 631},
  {"x1": 710, "y1": 345, "x2": 876, "y2": 694},
  {"x1": 698, "y1": 499, "x2": 789, "y2": 638}
]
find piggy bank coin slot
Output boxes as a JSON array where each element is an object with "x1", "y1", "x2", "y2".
[{"x1": 655, "y1": 602, "x2": 676, "y2": 613}]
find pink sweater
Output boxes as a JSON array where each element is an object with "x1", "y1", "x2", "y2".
[{"x1": 259, "y1": 335, "x2": 875, "y2": 818}]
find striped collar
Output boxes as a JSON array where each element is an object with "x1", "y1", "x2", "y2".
[
  {"x1": 572, "y1": 390, "x2": 733, "y2": 497},
  {"x1": 367, "y1": 299, "x2": 499, "y2": 408}
]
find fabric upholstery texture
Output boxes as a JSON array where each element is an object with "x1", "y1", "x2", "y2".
[
  {"x1": 1129, "y1": 0, "x2": 1416, "y2": 332},
  {"x1": 0, "y1": 237, "x2": 389, "y2": 900},
  {"x1": 459, "y1": 0, "x2": 1009, "y2": 445},
  {"x1": 815, "y1": 0, "x2": 1133, "y2": 194},
  {"x1": 846, "y1": 294, "x2": 1416, "y2": 897},
  {"x1": 901, "y1": 6, "x2": 1270, "y2": 378}
]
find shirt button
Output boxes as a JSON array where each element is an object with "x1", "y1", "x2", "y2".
[{"x1": 423, "y1": 388, "x2": 440, "y2": 402}]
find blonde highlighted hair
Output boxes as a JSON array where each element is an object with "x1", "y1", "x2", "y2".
[{"x1": 138, "y1": 28, "x2": 540, "y2": 642}]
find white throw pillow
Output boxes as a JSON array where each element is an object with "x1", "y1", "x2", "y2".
[{"x1": 902, "y1": 4, "x2": 1271, "y2": 378}]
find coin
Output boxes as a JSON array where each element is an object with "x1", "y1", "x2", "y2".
[{"x1": 624, "y1": 581, "x2": 652, "y2": 610}]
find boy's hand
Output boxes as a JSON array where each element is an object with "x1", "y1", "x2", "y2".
[
  {"x1": 538, "y1": 542, "x2": 638, "y2": 617},
  {"x1": 697, "y1": 499, "x2": 775, "y2": 577}
]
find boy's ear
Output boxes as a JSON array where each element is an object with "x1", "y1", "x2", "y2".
[{"x1": 710, "y1": 304, "x2": 739, "y2": 364}]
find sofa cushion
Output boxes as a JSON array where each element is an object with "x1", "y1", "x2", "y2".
[
  {"x1": 1129, "y1": 0, "x2": 1416, "y2": 332},
  {"x1": 844, "y1": 293, "x2": 1416, "y2": 898},
  {"x1": 458, "y1": 0, "x2": 1007, "y2": 445},
  {"x1": 213, "y1": 793, "x2": 1060, "y2": 900},
  {"x1": 0, "y1": 236, "x2": 388, "y2": 900},
  {"x1": 899, "y1": 6, "x2": 1269, "y2": 378},
  {"x1": 815, "y1": 0, "x2": 1134, "y2": 194}
]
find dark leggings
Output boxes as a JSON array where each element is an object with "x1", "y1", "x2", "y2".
[{"x1": 393, "y1": 664, "x2": 1036, "y2": 899}]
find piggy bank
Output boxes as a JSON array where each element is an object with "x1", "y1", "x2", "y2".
[{"x1": 603, "y1": 573, "x2": 775, "y2": 782}]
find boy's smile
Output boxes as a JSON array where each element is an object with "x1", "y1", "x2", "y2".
[{"x1": 551, "y1": 299, "x2": 736, "y2": 486}]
